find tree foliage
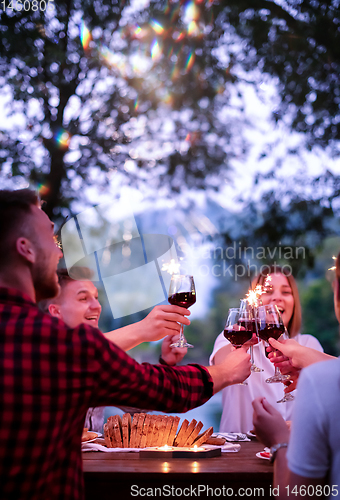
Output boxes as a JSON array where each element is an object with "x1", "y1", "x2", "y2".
[
  {"x1": 0, "y1": 0, "x2": 339, "y2": 241},
  {"x1": 0, "y1": 0, "x2": 250, "y2": 218},
  {"x1": 221, "y1": 0, "x2": 340, "y2": 151}
]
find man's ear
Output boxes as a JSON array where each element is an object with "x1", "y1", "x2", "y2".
[
  {"x1": 48, "y1": 303, "x2": 62, "y2": 319},
  {"x1": 16, "y1": 237, "x2": 36, "y2": 264}
]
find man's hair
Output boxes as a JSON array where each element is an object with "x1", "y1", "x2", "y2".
[
  {"x1": 39, "y1": 267, "x2": 94, "y2": 313},
  {"x1": 252, "y1": 265, "x2": 302, "y2": 338},
  {"x1": 0, "y1": 189, "x2": 40, "y2": 265}
]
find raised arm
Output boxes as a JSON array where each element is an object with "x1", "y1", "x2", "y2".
[
  {"x1": 207, "y1": 346, "x2": 251, "y2": 393},
  {"x1": 103, "y1": 304, "x2": 191, "y2": 351}
]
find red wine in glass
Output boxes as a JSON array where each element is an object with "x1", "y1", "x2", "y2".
[
  {"x1": 224, "y1": 308, "x2": 253, "y2": 385},
  {"x1": 257, "y1": 305, "x2": 291, "y2": 393},
  {"x1": 258, "y1": 323, "x2": 285, "y2": 342},
  {"x1": 168, "y1": 275, "x2": 196, "y2": 348},
  {"x1": 223, "y1": 327, "x2": 252, "y2": 347},
  {"x1": 168, "y1": 292, "x2": 196, "y2": 309}
]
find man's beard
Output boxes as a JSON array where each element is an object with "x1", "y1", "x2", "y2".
[{"x1": 32, "y1": 258, "x2": 60, "y2": 303}]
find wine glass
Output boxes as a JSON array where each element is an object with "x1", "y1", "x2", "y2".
[
  {"x1": 168, "y1": 274, "x2": 196, "y2": 348},
  {"x1": 275, "y1": 325, "x2": 295, "y2": 403},
  {"x1": 224, "y1": 308, "x2": 253, "y2": 385},
  {"x1": 256, "y1": 305, "x2": 293, "y2": 402},
  {"x1": 239, "y1": 300, "x2": 263, "y2": 373}
]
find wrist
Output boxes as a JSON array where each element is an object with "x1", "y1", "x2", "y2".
[{"x1": 269, "y1": 442, "x2": 288, "y2": 463}]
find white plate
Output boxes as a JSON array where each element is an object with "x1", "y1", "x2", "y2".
[
  {"x1": 82, "y1": 432, "x2": 102, "y2": 444},
  {"x1": 256, "y1": 449, "x2": 270, "y2": 460}
]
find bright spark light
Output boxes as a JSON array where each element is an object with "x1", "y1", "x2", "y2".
[
  {"x1": 328, "y1": 256, "x2": 337, "y2": 271},
  {"x1": 262, "y1": 274, "x2": 273, "y2": 293},
  {"x1": 161, "y1": 259, "x2": 180, "y2": 275},
  {"x1": 245, "y1": 285, "x2": 263, "y2": 307}
]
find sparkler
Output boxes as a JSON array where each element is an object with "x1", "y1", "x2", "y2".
[
  {"x1": 161, "y1": 259, "x2": 180, "y2": 275},
  {"x1": 245, "y1": 285, "x2": 263, "y2": 307},
  {"x1": 328, "y1": 256, "x2": 337, "y2": 271}
]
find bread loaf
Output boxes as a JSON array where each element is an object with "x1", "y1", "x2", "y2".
[{"x1": 103, "y1": 413, "x2": 214, "y2": 449}]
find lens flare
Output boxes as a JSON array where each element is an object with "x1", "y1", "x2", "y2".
[
  {"x1": 37, "y1": 183, "x2": 50, "y2": 196},
  {"x1": 151, "y1": 39, "x2": 162, "y2": 60},
  {"x1": 54, "y1": 128, "x2": 71, "y2": 149},
  {"x1": 150, "y1": 19, "x2": 164, "y2": 35},
  {"x1": 173, "y1": 31, "x2": 185, "y2": 42},
  {"x1": 185, "y1": 50, "x2": 195, "y2": 71},
  {"x1": 134, "y1": 25, "x2": 142, "y2": 37},
  {"x1": 79, "y1": 20, "x2": 91, "y2": 50},
  {"x1": 187, "y1": 20, "x2": 199, "y2": 36},
  {"x1": 162, "y1": 92, "x2": 173, "y2": 105},
  {"x1": 184, "y1": 1, "x2": 200, "y2": 23},
  {"x1": 171, "y1": 64, "x2": 180, "y2": 80}
]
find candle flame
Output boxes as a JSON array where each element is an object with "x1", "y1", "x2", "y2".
[{"x1": 161, "y1": 259, "x2": 180, "y2": 275}]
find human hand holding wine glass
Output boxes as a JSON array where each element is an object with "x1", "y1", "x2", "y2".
[
  {"x1": 257, "y1": 305, "x2": 293, "y2": 402},
  {"x1": 168, "y1": 275, "x2": 196, "y2": 348},
  {"x1": 239, "y1": 299, "x2": 263, "y2": 373},
  {"x1": 224, "y1": 308, "x2": 254, "y2": 385}
]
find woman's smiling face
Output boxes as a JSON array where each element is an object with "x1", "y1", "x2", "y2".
[{"x1": 260, "y1": 273, "x2": 295, "y2": 327}]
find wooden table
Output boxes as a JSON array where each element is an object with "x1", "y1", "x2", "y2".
[{"x1": 83, "y1": 441, "x2": 273, "y2": 499}]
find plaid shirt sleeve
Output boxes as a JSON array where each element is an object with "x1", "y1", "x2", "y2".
[{"x1": 69, "y1": 323, "x2": 214, "y2": 413}]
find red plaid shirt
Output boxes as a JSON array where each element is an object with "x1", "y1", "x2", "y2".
[{"x1": 0, "y1": 288, "x2": 213, "y2": 500}]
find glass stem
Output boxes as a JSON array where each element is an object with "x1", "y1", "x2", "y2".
[{"x1": 179, "y1": 323, "x2": 185, "y2": 346}]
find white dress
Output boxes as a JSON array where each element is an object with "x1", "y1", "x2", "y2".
[
  {"x1": 287, "y1": 358, "x2": 340, "y2": 494},
  {"x1": 209, "y1": 332, "x2": 324, "y2": 433}
]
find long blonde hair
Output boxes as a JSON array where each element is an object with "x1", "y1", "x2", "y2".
[{"x1": 251, "y1": 266, "x2": 302, "y2": 338}]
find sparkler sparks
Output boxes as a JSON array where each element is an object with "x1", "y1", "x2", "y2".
[
  {"x1": 328, "y1": 256, "x2": 337, "y2": 271},
  {"x1": 263, "y1": 274, "x2": 273, "y2": 292},
  {"x1": 161, "y1": 259, "x2": 180, "y2": 275},
  {"x1": 245, "y1": 285, "x2": 263, "y2": 307}
]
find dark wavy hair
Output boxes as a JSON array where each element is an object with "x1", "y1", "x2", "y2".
[{"x1": 0, "y1": 189, "x2": 40, "y2": 267}]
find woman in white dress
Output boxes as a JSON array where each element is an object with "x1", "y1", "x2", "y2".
[{"x1": 209, "y1": 266, "x2": 323, "y2": 433}]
